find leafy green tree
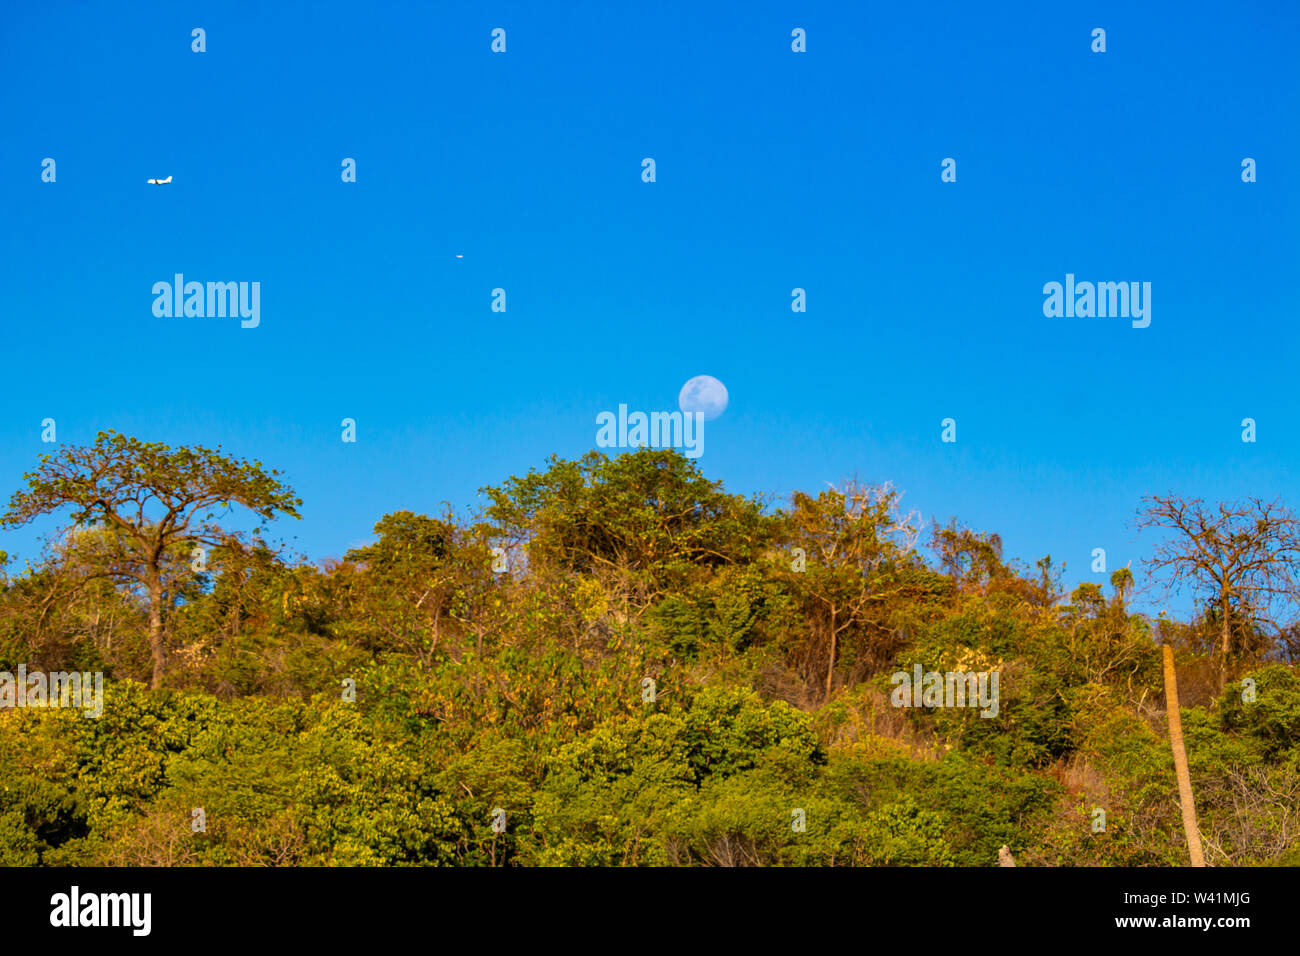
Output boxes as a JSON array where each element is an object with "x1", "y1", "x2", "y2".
[
  {"x1": 781, "y1": 482, "x2": 926, "y2": 700},
  {"x1": 337, "y1": 511, "x2": 482, "y2": 666},
  {"x1": 1, "y1": 431, "x2": 301, "y2": 688},
  {"x1": 482, "y1": 449, "x2": 770, "y2": 617},
  {"x1": 931, "y1": 518, "x2": 1010, "y2": 592}
]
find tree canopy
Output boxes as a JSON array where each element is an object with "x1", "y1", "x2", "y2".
[
  {"x1": 1, "y1": 430, "x2": 301, "y2": 688},
  {"x1": 2, "y1": 442, "x2": 1298, "y2": 867}
]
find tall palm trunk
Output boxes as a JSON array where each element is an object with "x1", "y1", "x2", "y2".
[{"x1": 1162, "y1": 643, "x2": 1205, "y2": 866}]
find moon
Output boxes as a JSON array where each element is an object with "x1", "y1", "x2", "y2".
[{"x1": 678, "y1": 375, "x2": 729, "y2": 421}]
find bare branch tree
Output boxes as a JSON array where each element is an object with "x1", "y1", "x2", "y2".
[{"x1": 1137, "y1": 495, "x2": 1300, "y2": 670}]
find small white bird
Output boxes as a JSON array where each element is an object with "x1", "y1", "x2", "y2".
[
  {"x1": 455, "y1": 254, "x2": 463, "y2": 259},
  {"x1": 147, "y1": 176, "x2": 173, "y2": 185}
]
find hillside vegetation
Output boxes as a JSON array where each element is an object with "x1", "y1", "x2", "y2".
[{"x1": 2, "y1": 440, "x2": 1298, "y2": 866}]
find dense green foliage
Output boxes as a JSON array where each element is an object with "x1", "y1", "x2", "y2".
[{"x1": 2, "y1": 447, "x2": 1298, "y2": 866}]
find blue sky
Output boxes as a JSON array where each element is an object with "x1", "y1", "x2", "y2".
[{"x1": 2, "y1": 1, "x2": 1297, "y2": 618}]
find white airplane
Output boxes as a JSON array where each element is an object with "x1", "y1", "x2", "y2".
[{"x1": 146, "y1": 176, "x2": 173, "y2": 185}]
